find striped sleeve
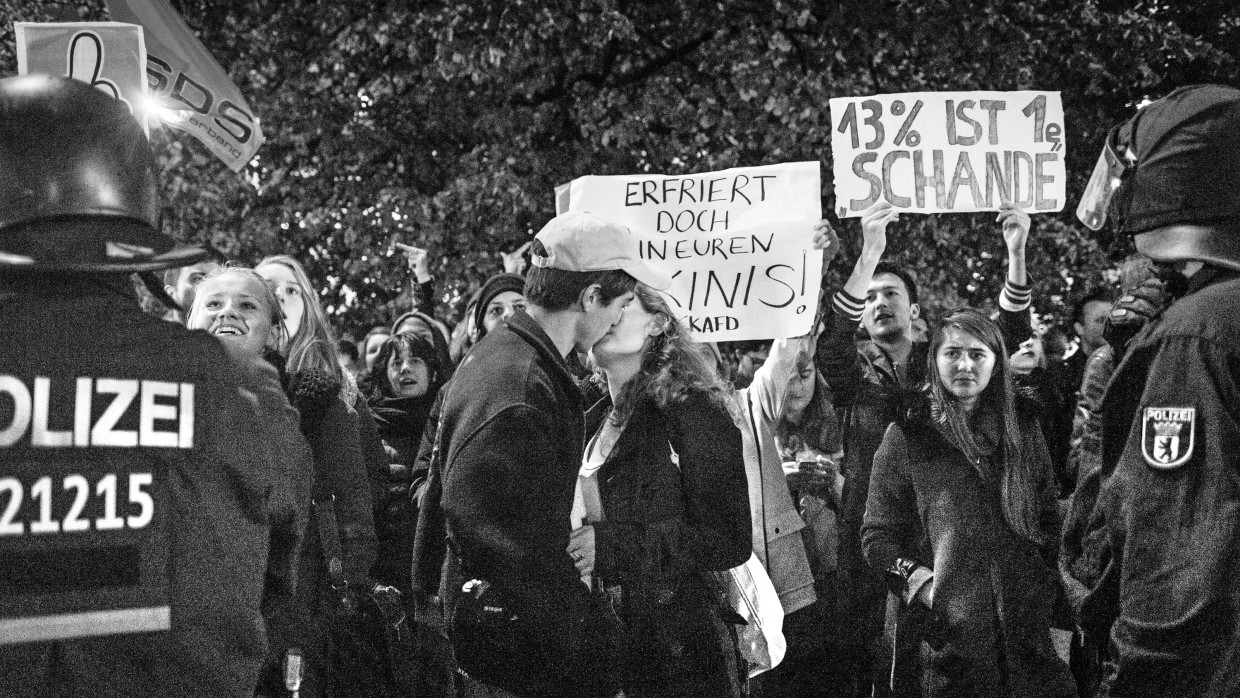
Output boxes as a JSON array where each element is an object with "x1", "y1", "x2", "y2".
[
  {"x1": 999, "y1": 280, "x2": 1031, "y2": 313},
  {"x1": 832, "y1": 290, "x2": 865, "y2": 323}
]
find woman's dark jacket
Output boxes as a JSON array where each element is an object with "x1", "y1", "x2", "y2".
[
  {"x1": 861, "y1": 400, "x2": 1075, "y2": 698},
  {"x1": 260, "y1": 364, "x2": 378, "y2": 698},
  {"x1": 585, "y1": 390, "x2": 752, "y2": 697},
  {"x1": 367, "y1": 390, "x2": 438, "y2": 598}
]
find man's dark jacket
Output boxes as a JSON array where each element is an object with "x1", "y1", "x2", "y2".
[
  {"x1": 815, "y1": 291, "x2": 927, "y2": 651},
  {"x1": 437, "y1": 310, "x2": 609, "y2": 696}
]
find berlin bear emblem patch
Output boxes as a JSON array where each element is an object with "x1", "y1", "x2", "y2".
[{"x1": 1141, "y1": 407, "x2": 1196, "y2": 469}]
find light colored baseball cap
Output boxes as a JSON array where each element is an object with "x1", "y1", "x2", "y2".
[{"x1": 530, "y1": 210, "x2": 673, "y2": 290}]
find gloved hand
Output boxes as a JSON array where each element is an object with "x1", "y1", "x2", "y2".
[{"x1": 1103, "y1": 276, "x2": 1173, "y2": 350}]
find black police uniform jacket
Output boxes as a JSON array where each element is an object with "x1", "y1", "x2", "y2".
[
  {"x1": 862, "y1": 401, "x2": 1075, "y2": 698},
  {"x1": 584, "y1": 390, "x2": 751, "y2": 697},
  {"x1": 1085, "y1": 266, "x2": 1240, "y2": 697},
  {"x1": 437, "y1": 310, "x2": 610, "y2": 697},
  {"x1": 0, "y1": 275, "x2": 310, "y2": 698}
]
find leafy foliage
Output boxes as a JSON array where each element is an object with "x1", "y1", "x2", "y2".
[{"x1": 2, "y1": 0, "x2": 1236, "y2": 337}]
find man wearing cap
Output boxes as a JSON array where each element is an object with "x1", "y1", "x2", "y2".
[
  {"x1": 1074, "y1": 84, "x2": 1240, "y2": 696},
  {"x1": 0, "y1": 75, "x2": 309, "y2": 696},
  {"x1": 437, "y1": 210, "x2": 670, "y2": 697}
]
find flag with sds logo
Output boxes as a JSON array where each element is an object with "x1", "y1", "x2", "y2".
[{"x1": 105, "y1": 0, "x2": 264, "y2": 172}]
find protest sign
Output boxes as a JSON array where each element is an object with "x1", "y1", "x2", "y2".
[
  {"x1": 829, "y1": 91, "x2": 1066, "y2": 217},
  {"x1": 105, "y1": 0, "x2": 264, "y2": 172},
  {"x1": 15, "y1": 22, "x2": 148, "y2": 134},
  {"x1": 557, "y1": 162, "x2": 822, "y2": 342}
]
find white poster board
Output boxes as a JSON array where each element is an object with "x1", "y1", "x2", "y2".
[
  {"x1": 829, "y1": 91, "x2": 1066, "y2": 217},
  {"x1": 15, "y1": 22, "x2": 148, "y2": 134},
  {"x1": 557, "y1": 162, "x2": 822, "y2": 342}
]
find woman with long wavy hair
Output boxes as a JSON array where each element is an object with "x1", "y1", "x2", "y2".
[
  {"x1": 254, "y1": 255, "x2": 382, "y2": 697},
  {"x1": 568, "y1": 283, "x2": 752, "y2": 697},
  {"x1": 861, "y1": 308, "x2": 1074, "y2": 697}
]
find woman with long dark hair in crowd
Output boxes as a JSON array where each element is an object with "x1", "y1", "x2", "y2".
[
  {"x1": 569, "y1": 283, "x2": 752, "y2": 697},
  {"x1": 365, "y1": 333, "x2": 445, "y2": 600},
  {"x1": 862, "y1": 309, "x2": 1074, "y2": 697},
  {"x1": 254, "y1": 255, "x2": 380, "y2": 698},
  {"x1": 392, "y1": 309, "x2": 453, "y2": 374}
]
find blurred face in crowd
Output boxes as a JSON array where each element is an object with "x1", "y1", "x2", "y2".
[
  {"x1": 395, "y1": 316, "x2": 436, "y2": 345},
  {"x1": 166, "y1": 260, "x2": 221, "y2": 309},
  {"x1": 578, "y1": 285, "x2": 636, "y2": 354},
  {"x1": 1075, "y1": 299, "x2": 1110, "y2": 353},
  {"x1": 256, "y1": 262, "x2": 305, "y2": 341},
  {"x1": 911, "y1": 316, "x2": 930, "y2": 344},
  {"x1": 589, "y1": 291, "x2": 659, "y2": 368},
  {"x1": 863, "y1": 272, "x2": 919, "y2": 343},
  {"x1": 734, "y1": 345, "x2": 770, "y2": 388},
  {"x1": 1009, "y1": 335, "x2": 1045, "y2": 375},
  {"x1": 935, "y1": 326, "x2": 996, "y2": 412},
  {"x1": 188, "y1": 272, "x2": 279, "y2": 359},
  {"x1": 482, "y1": 291, "x2": 527, "y2": 334},
  {"x1": 363, "y1": 331, "x2": 390, "y2": 371},
  {"x1": 784, "y1": 353, "x2": 817, "y2": 424},
  {"x1": 386, "y1": 344, "x2": 430, "y2": 398}
]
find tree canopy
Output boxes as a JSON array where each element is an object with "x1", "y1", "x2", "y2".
[{"x1": 2, "y1": 0, "x2": 1236, "y2": 337}]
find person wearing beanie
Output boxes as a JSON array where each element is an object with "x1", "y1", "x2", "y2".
[
  {"x1": 471, "y1": 272, "x2": 527, "y2": 342},
  {"x1": 392, "y1": 309, "x2": 454, "y2": 382}
]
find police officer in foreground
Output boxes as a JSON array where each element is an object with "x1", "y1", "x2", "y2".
[
  {"x1": 1075, "y1": 84, "x2": 1240, "y2": 697},
  {"x1": 0, "y1": 75, "x2": 310, "y2": 697}
]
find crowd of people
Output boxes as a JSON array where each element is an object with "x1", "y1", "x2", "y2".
[{"x1": 1, "y1": 73, "x2": 1238, "y2": 698}]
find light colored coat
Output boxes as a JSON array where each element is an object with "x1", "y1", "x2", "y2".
[{"x1": 734, "y1": 338, "x2": 817, "y2": 615}]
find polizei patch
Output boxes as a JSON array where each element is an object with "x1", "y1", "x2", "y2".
[{"x1": 1141, "y1": 407, "x2": 1196, "y2": 469}]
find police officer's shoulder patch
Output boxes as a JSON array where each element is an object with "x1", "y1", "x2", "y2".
[{"x1": 1141, "y1": 406, "x2": 1196, "y2": 469}]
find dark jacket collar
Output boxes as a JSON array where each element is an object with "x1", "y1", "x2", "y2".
[
  {"x1": 1187, "y1": 264, "x2": 1238, "y2": 295},
  {"x1": 501, "y1": 309, "x2": 580, "y2": 398},
  {"x1": 862, "y1": 338, "x2": 928, "y2": 388}
]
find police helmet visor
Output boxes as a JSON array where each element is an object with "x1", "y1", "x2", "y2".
[{"x1": 1077, "y1": 123, "x2": 1136, "y2": 231}]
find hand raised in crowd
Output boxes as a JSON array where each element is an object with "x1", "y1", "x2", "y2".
[
  {"x1": 812, "y1": 219, "x2": 841, "y2": 266},
  {"x1": 997, "y1": 203, "x2": 1031, "y2": 253},
  {"x1": 859, "y1": 200, "x2": 899, "y2": 260},
  {"x1": 1103, "y1": 275, "x2": 1173, "y2": 350},
  {"x1": 396, "y1": 242, "x2": 432, "y2": 283},
  {"x1": 502, "y1": 241, "x2": 532, "y2": 275},
  {"x1": 567, "y1": 524, "x2": 596, "y2": 578}
]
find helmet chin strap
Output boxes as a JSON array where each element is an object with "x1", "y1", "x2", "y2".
[
  {"x1": 1151, "y1": 260, "x2": 1191, "y2": 300},
  {"x1": 136, "y1": 271, "x2": 183, "y2": 315}
]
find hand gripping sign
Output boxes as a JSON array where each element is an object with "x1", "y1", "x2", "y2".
[
  {"x1": 15, "y1": 22, "x2": 149, "y2": 134},
  {"x1": 830, "y1": 91, "x2": 1066, "y2": 217},
  {"x1": 557, "y1": 162, "x2": 823, "y2": 342}
]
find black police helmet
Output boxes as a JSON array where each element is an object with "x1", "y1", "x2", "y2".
[
  {"x1": 1112, "y1": 85, "x2": 1240, "y2": 270},
  {"x1": 0, "y1": 74, "x2": 207, "y2": 272}
]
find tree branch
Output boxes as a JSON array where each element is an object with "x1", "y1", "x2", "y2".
[{"x1": 509, "y1": 28, "x2": 722, "y2": 106}]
